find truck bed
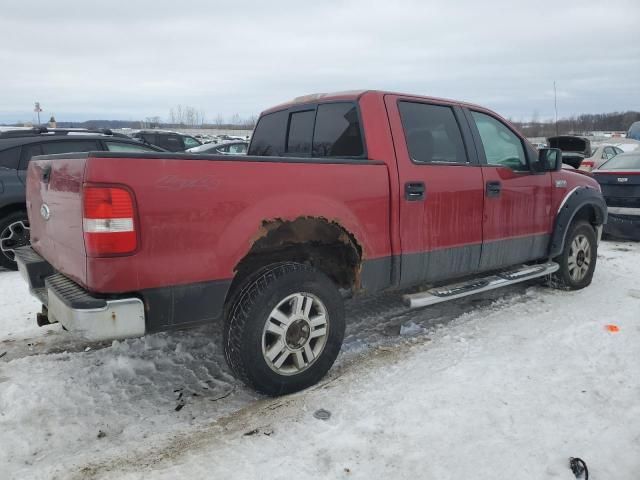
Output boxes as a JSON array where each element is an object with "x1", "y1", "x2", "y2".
[{"x1": 27, "y1": 151, "x2": 392, "y2": 294}]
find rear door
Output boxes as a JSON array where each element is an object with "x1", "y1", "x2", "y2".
[
  {"x1": 385, "y1": 96, "x2": 484, "y2": 286},
  {"x1": 465, "y1": 109, "x2": 552, "y2": 270}
]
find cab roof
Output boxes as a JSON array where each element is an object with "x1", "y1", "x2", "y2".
[{"x1": 262, "y1": 90, "x2": 488, "y2": 115}]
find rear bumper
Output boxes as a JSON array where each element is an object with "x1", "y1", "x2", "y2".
[
  {"x1": 15, "y1": 246, "x2": 145, "y2": 341},
  {"x1": 604, "y1": 212, "x2": 640, "y2": 241}
]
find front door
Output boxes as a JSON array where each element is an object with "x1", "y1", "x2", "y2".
[
  {"x1": 465, "y1": 109, "x2": 553, "y2": 270},
  {"x1": 385, "y1": 96, "x2": 485, "y2": 286}
]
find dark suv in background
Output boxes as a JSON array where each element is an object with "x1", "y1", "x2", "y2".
[
  {"x1": 0, "y1": 127, "x2": 164, "y2": 270},
  {"x1": 132, "y1": 130, "x2": 202, "y2": 152}
]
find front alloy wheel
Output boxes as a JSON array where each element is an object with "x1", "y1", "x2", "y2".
[
  {"x1": 550, "y1": 220, "x2": 597, "y2": 290},
  {"x1": 567, "y1": 233, "x2": 592, "y2": 282}
]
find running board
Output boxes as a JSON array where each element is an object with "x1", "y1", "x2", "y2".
[{"x1": 403, "y1": 262, "x2": 559, "y2": 309}]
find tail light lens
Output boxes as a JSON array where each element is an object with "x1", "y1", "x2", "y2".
[
  {"x1": 581, "y1": 160, "x2": 594, "y2": 171},
  {"x1": 83, "y1": 186, "x2": 137, "y2": 256}
]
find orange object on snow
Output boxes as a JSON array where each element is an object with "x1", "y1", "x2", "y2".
[{"x1": 605, "y1": 324, "x2": 620, "y2": 333}]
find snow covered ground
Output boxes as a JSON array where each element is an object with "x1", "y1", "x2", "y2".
[{"x1": 1, "y1": 240, "x2": 639, "y2": 480}]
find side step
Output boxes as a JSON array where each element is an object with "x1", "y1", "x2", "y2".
[{"x1": 403, "y1": 262, "x2": 559, "y2": 309}]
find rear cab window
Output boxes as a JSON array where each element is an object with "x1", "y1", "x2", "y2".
[{"x1": 249, "y1": 102, "x2": 365, "y2": 159}]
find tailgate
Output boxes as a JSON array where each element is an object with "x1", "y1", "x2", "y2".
[{"x1": 27, "y1": 154, "x2": 87, "y2": 287}]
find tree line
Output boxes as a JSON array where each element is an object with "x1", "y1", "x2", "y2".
[{"x1": 513, "y1": 111, "x2": 640, "y2": 138}]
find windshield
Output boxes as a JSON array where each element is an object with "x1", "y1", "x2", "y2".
[{"x1": 598, "y1": 153, "x2": 640, "y2": 170}]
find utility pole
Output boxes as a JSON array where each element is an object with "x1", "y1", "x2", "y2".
[
  {"x1": 34, "y1": 102, "x2": 43, "y2": 125},
  {"x1": 553, "y1": 82, "x2": 559, "y2": 137}
]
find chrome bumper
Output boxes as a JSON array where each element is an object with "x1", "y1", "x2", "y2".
[
  {"x1": 15, "y1": 246, "x2": 146, "y2": 342},
  {"x1": 47, "y1": 287, "x2": 145, "y2": 341}
]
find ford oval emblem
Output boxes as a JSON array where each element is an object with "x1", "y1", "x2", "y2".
[{"x1": 40, "y1": 203, "x2": 51, "y2": 221}]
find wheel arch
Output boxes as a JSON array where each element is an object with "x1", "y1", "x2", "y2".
[
  {"x1": 549, "y1": 187, "x2": 607, "y2": 257},
  {"x1": 225, "y1": 216, "x2": 364, "y2": 309}
]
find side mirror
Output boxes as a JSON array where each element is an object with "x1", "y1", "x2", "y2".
[{"x1": 535, "y1": 148, "x2": 562, "y2": 172}]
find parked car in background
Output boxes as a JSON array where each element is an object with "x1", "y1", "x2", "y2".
[
  {"x1": 16, "y1": 90, "x2": 606, "y2": 396},
  {"x1": 579, "y1": 144, "x2": 624, "y2": 172},
  {"x1": 186, "y1": 140, "x2": 248, "y2": 155},
  {"x1": 0, "y1": 127, "x2": 165, "y2": 270},
  {"x1": 132, "y1": 130, "x2": 202, "y2": 152},
  {"x1": 547, "y1": 135, "x2": 592, "y2": 169},
  {"x1": 592, "y1": 151, "x2": 640, "y2": 240},
  {"x1": 627, "y1": 121, "x2": 640, "y2": 141}
]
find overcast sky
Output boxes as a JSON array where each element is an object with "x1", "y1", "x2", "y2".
[{"x1": 1, "y1": 0, "x2": 638, "y2": 124}]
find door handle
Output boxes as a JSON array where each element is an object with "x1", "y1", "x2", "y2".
[
  {"x1": 485, "y1": 181, "x2": 501, "y2": 197},
  {"x1": 405, "y1": 181, "x2": 426, "y2": 201}
]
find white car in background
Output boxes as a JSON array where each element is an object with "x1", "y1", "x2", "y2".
[{"x1": 579, "y1": 144, "x2": 625, "y2": 172}]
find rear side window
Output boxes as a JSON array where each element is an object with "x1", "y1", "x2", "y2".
[
  {"x1": 398, "y1": 102, "x2": 468, "y2": 164},
  {"x1": 183, "y1": 136, "x2": 201, "y2": 149},
  {"x1": 20, "y1": 144, "x2": 43, "y2": 170},
  {"x1": 229, "y1": 143, "x2": 247, "y2": 154},
  {"x1": 312, "y1": 103, "x2": 363, "y2": 157},
  {"x1": 104, "y1": 141, "x2": 158, "y2": 153},
  {"x1": 139, "y1": 133, "x2": 156, "y2": 145},
  {"x1": 156, "y1": 135, "x2": 184, "y2": 152},
  {"x1": 286, "y1": 110, "x2": 315, "y2": 155},
  {"x1": 248, "y1": 110, "x2": 287, "y2": 156},
  {"x1": 0, "y1": 147, "x2": 21, "y2": 169},
  {"x1": 41, "y1": 141, "x2": 100, "y2": 155}
]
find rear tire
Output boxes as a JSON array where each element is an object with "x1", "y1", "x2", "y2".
[
  {"x1": 224, "y1": 262, "x2": 345, "y2": 396},
  {"x1": 549, "y1": 220, "x2": 597, "y2": 290},
  {"x1": 0, "y1": 211, "x2": 30, "y2": 271}
]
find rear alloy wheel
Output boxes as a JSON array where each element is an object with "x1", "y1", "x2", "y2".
[
  {"x1": 550, "y1": 220, "x2": 597, "y2": 290},
  {"x1": 224, "y1": 262, "x2": 345, "y2": 396},
  {"x1": 262, "y1": 292, "x2": 329, "y2": 376},
  {"x1": 0, "y1": 212, "x2": 30, "y2": 270}
]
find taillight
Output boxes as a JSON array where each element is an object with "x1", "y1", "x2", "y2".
[
  {"x1": 581, "y1": 160, "x2": 594, "y2": 171},
  {"x1": 83, "y1": 186, "x2": 137, "y2": 256}
]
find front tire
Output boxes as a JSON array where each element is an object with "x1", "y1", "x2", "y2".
[
  {"x1": 550, "y1": 220, "x2": 597, "y2": 290},
  {"x1": 224, "y1": 262, "x2": 345, "y2": 396},
  {"x1": 0, "y1": 211, "x2": 30, "y2": 271}
]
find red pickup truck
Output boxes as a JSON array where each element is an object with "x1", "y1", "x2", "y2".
[{"x1": 16, "y1": 90, "x2": 607, "y2": 395}]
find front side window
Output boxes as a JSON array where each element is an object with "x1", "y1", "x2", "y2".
[
  {"x1": 0, "y1": 146, "x2": 21, "y2": 169},
  {"x1": 105, "y1": 141, "x2": 158, "y2": 153},
  {"x1": 312, "y1": 103, "x2": 363, "y2": 157},
  {"x1": 471, "y1": 111, "x2": 527, "y2": 171},
  {"x1": 286, "y1": 110, "x2": 315, "y2": 155},
  {"x1": 248, "y1": 110, "x2": 287, "y2": 156},
  {"x1": 398, "y1": 102, "x2": 468, "y2": 164}
]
